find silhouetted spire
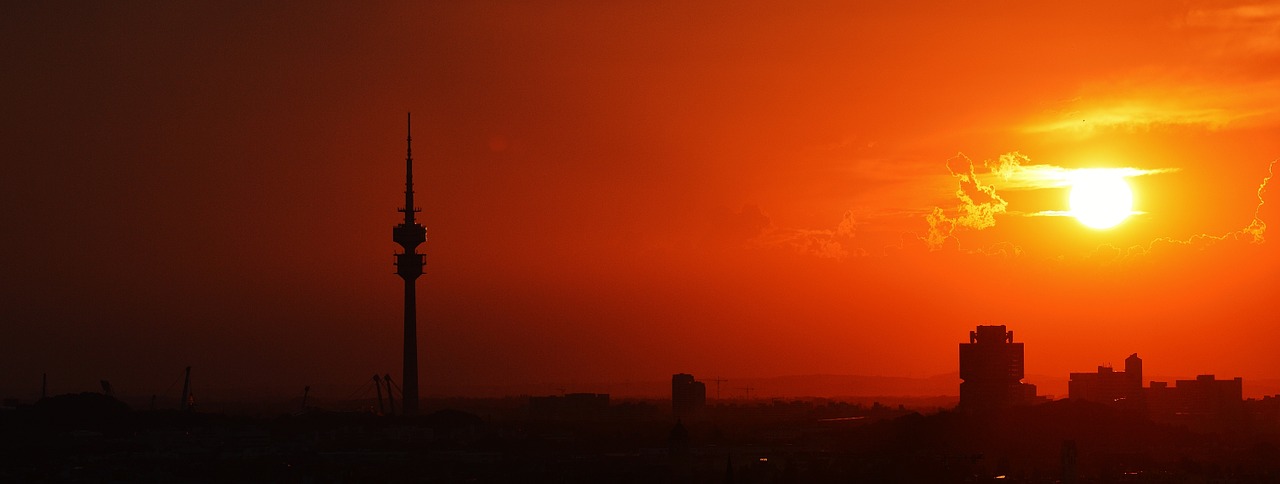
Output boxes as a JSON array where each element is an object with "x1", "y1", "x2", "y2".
[
  {"x1": 392, "y1": 113, "x2": 426, "y2": 416},
  {"x1": 402, "y1": 112, "x2": 418, "y2": 225}
]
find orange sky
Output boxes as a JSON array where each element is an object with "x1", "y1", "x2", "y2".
[{"x1": 3, "y1": 1, "x2": 1279, "y2": 400}]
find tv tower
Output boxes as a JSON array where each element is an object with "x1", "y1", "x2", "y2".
[{"x1": 393, "y1": 112, "x2": 426, "y2": 415}]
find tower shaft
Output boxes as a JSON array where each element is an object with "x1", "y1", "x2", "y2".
[{"x1": 402, "y1": 278, "x2": 419, "y2": 412}]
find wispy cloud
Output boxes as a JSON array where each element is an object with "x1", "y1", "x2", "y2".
[
  {"x1": 1024, "y1": 104, "x2": 1247, "y2": 135},
  {"x1": 724, "y1": 206, "x2": 863, "y2": 261},
  {"x1": 741, "y1": 153, "x2": 1268, "y2": 262},
  {"x1": 1049, "y1": 158, "x2": 1275, "y2": 267},
  {"x1": 922, "y1": 153, "x2": 1008, "y2": 250},
  {"x1": 982, "y1": 152, "x2": 1177, "y2": 191},
  {"x1": 1022, "y1": 77, "x2": 1280, "y2": 137},
  {"x1": 756, "y1": 226, "x2": 853, "y2": 260},
  {"x1": 1124, "y1": 158, "x2": 1274, "y2": 259},
  {"x1": 1186, "y1": 1, "x2": 1280, "y2": 58},
  {"x1": 947, "y1": 153, "x2": 1008, "y2": 230},
  {"x1": 922, "y1": 152, "x2": 1176, "y2": 249}
]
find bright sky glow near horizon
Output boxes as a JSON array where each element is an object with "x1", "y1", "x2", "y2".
[{"x1": 2, "y1": 1, "x2": 1279, "y2": 400}]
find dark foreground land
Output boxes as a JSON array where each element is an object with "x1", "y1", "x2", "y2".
[{"x1": 4, "y1": 393, "x2": 1280, "y2": 483}]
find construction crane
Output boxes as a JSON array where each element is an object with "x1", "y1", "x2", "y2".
[
  {"x1": 709, "y1": 378, "x2": 728, "y2": 400},
  {"x1": 383, "y1": 373, "x2": 398, "y2": 415},
  {"x1": 179, "y1": 366, "x2": 193, "y2": 412},
  {"x1": 373, "y1": 374, "x2": 385, "y2": 415}
]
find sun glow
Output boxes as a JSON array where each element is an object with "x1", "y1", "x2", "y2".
[{"x1": 1069, "y1": 170, "x2": 1134, "y2": 229}]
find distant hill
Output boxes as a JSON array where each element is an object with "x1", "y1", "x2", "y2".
[
  {"x1": 431, "y1": 373, "x2": 977, "y2": 399},
  {"x1": 95, "y1": 375, "x2": 1279, "y2": 410}
]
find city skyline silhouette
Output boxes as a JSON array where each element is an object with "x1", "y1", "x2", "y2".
[
  {"x1": 3, "y1": 0, "x2": 1280, "y2": 406},
  {"x1": 5, "y1": 2, "x2": 1280, "y2": 480}
]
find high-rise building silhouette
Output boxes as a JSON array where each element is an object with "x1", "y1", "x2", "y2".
[
  {"x1": 671, "y1": 373, "x2": 707, "y2": 416},
  {"x1": 392, "y1": 113, "x2": 426, "y2": 415},
  {"x1": 1068, "y1": 353, "x2": 1143, "y2": 405},
  {"x1": 1148, "y1": 375, "x2": 1244, "y2": 429},
  {"x1": 959, "y1": 325, "x2": 1035, "y2": 409}
]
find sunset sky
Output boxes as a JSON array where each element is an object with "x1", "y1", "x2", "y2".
[{"x1": 3, "y1": 1, "x2": 1279, "y2": 400}]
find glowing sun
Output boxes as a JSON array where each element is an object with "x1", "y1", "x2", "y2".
[{"x1": 1069, "y1": 170, "x2": 1134, "y2": 229}]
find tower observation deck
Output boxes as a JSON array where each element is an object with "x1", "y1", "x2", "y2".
[{"x1": 393, "y1": 113, "x2": 425, "y2": 415}]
